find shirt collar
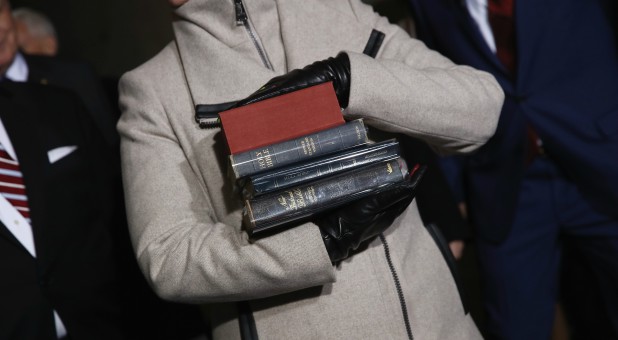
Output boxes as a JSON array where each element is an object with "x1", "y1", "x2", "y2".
[{"x1": 5, "y1": 52, "x2": 29, "y2": 82}]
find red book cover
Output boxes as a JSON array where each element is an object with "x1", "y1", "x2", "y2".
[{"x1": 219, "y1": 82, "x2": 344, "y2": 155}]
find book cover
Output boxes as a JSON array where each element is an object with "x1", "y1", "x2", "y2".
[
  {"x1": 242, "y1": 157, "x2": 410, "y2": 236},
  {"x1": 219, "y1": 82, "x2": 344, "y2": 155},
  {"x1": 243, "y1": 139, "x2": 401, "y2": 198},
  {"x1": 229, "y1": 119, "x2": 368, "y2": 180}
]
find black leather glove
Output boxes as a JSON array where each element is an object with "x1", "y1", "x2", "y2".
[
  {"x1": 316, "y1": 165, "x2": 426, "y2": 263},
  {"x1": 236, "y1": 52, "x2": 351, "y2": 108}
]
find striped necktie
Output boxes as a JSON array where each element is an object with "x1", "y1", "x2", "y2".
[
  {"x1": 0, "y1": 144, "x2": 31, "y2": 223},
  {"x1": 488, "y1": 0, "x2": 517, "y2": 75}
]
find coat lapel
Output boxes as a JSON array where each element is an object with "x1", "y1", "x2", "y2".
[{"x1": 0, "y1": 82, "x2": 49, "y2": 259}]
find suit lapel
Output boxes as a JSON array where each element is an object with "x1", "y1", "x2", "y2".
[
  {"x1": 24, "y1": 54, "x2": 52, "y2": 86},
  {"x1": 514, "y1": 0, "x2": 549, "y2": 90},
  {"x1": 0, "y1": 82, "x2": 50, "y2": 260},
  {"x1": 450, "y1": 0, "x2": 509, "y2": 77},
  {"x1": 0, "y1": 85, "x2": 32, "y2": 253}
]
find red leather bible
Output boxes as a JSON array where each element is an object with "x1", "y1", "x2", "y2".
[{"x1": 219, "y1": 82, "x2": 344, "y2": 155}]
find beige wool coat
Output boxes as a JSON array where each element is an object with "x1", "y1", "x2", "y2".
[{"x1": 117, "y1": 0, "x2": 503, "y2": 339}]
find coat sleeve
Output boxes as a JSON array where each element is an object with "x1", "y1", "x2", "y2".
[
  {"x1": 344, "y1": 0, "x2": 504, "y2": 154},
  {"x1": 117, "y1": 70, "x2": 335, "y2": 303}
]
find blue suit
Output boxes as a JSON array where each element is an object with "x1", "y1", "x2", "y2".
[{"x1": 408, "y1": 0, "x2": 618, "y2": 338}]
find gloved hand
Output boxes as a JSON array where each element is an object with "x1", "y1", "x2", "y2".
[
  {"x1": 235, "y1": 52, "x2": 351, "y2": 108},
  {"x1": 316, "y1": 165, "x2": 426, "y2": 263}
]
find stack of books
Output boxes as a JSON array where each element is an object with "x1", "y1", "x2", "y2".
[{"x1": 219, "y1": 82, "x2": 413, "y2": 236}]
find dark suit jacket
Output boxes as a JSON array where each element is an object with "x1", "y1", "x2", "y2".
[
  {"x1": 0, "y1": 81, "x2": 126, "y2": 339},
  {"x1": 24, "y1": 54, "x2": 119, "y2": 149},
  {"x1": 408, "y1": 0, "x2": 618, "y2": 243},
  {"x1": 0, "y1": 81, "x2": 207, "y2": 340}
]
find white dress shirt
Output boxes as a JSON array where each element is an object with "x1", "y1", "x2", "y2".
[
  {"x1": 464, "y1": 0, "x2": 497, "y2": 52},
  {"x1": 4, "y1": 52, "x2": 28, "y2": 82},
  {"x1": 2, "y1": 53, "x2": 68, "y2": 339}
]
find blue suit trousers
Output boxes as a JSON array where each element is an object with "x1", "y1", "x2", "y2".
[{"x1": 475, "y1": 156, "x2": 618, "y2": 339}]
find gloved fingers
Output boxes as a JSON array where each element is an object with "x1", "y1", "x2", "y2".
[
  {"x1": 338, "y1": 181, "x2": 417, "y2": 218},
  {"x1": 319, "y1": 216, "x2": 351, "y2": 262},
  {"x1": 318, "y1": 179, "x2": 417, "y2": 226},
  {"x1": 345, "y1": 191, "x2": 414, "y2": 231},
  {"x1": 318, "y1": 193, "x2": 409, "y2": 237},
  {"x1": 314, "y1": 213, "x2": 341, "y2": 238},
  {"x1": 236, "y1": 65, "x2": 332, "y2": 107},
  {"x1": 329, "y1": 165, "x2": 426, "y2": 223},
  {"x1": 234, "y1": 53, "x2": 350, "y2": 108},
  {"x1": 365, "y1": 164, "x2": 426, "y2": 208},
  {"x1": 316, "y1": 165, "x2": 425, "y2": 225},
  {"x1": 322, "y1": 200, "x2": 409, "y2": 264},
  {"x1": 373, "y1": 181, "x2": 417, "y2": 205},
  {"x1": 354, "y1": 194, "x2": 416, "y2": 243},
  {"x1": 329, "y1": 53, "x2": 351, "y2": 108},
  {"x1": 317, "y1": 164, "x2": 422, "y2": 263}
]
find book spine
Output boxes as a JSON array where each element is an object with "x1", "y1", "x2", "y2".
[
  {"x1": 230, "y1": 119, "x2": 368, "y2": 180},
  {"x1": 219, "y1": 82, "x2": 344, "y2": 154},
  {"x1": 243, "y1": 158, "x2": 409, "y2": 235},
  {"x1": 245, "y1": 139, "x2": 401, "y2": 198}
]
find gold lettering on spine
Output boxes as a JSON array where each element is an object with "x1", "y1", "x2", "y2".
[
  {"x1": 265, "y1": 150, "x2": 273, "y2": 168},
  {"x1": 287, "y1": 191, "x2": 297, "y2": 211},
  {"x1": 303, "y1": 137, "x2": 315, "y2": 156},
  {"x1": 293, "y1": 188, "x2": 306, "y2": 208},
  {"x1": 304, "y1": 186, "x2": 318, "y2": 204},
  {"x1": 256, "y1": 148, "x2": 274, "y2": 170},
  {"x1": 386, "y1": 162, "x2": 393, "y2": 174},
  {"x1": 308, "y1": 137, "x2": 316, "y2": 154},
  {"x1": 278, "y1": 190, "x2": 298, "y2": 211},
  {"x1": 277, "y1": 195, "x2": 288, "y2": 210}
]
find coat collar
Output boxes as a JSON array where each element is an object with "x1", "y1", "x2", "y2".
[
  {"x1": 172, "y1": 0, "x2": 373, "y2": 107},
  {"x1": 172, "y1": 0, "x2": 280, "y2": 106}
]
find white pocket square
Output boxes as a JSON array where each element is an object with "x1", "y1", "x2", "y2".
[{"x1": 48, "y1": 146, "x2": 78, "y2": 164}]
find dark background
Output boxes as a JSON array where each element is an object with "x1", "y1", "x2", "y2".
[
  {"x1": 9, "y1": 0, "x2": 411, "y2": 79},
  {"x1": 11, "y1": 0, "x2": 173, "y2": 78}
]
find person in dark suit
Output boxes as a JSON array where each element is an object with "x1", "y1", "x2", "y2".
[
  {"x1": 0, "y1": 76, "x2": 126, "y2": 340},
  {"x1": 2, "y1": 1, "x2": 208, "y2": 338},
  {"x1": 1, "y1": 1, "x2": 126, "y2": 338},
  {"x1": 407, "y1": 0, "x2": 618, "y2": 339}
]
